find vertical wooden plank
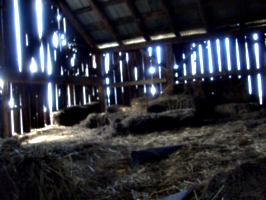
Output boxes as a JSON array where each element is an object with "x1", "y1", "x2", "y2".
[
  {"x1": 68, "y1": 84, "x2": 75, "y2": 106},
  {"x1": 238, "y1": 36, "x2": 247, "y2": 71},
  {"x1": 124, "y1": 52, "x2": 133, "y2": 104},
  {"x1": 96, "y1": 54, "x2": 106, "y2": 112},
  {"x1": 113, "y1": 53, "x2": 123, "y2": 104},
  {"x1": 13, "y1": 84, "x2": 21, "y2": 134},
  {"x1": 135, "y1": 51, "x2": 144, "y2": 97},
  {"x1": 164, "y1": 45, "x2": 175, "y2": 90},
  {"x1": 2, "y1": 81, "x2": 11, "y2": 137},
  {"x1": 21, "y1": 84, "x2": 31, "y2": 132},
  {"x1": 211, "y1": 39, "x2": 218, "y2": 74},
  {"x1": 37, "y1": 85, "x2": 44, "y2": 128},
  {"x1": 127, "y1": 51, "x2": 138, "y2": 99}
]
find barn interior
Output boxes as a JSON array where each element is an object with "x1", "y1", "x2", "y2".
[{"x1": 0, "y1": 0, "x2": 266, "y2": 199}]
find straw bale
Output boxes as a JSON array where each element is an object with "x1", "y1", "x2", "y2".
[
  {"x1": 215, "y1": 102, "x2": 260, "y2": 116},
  {"x1": 147, "y1": 95, "x2": 196, "y2": 113},
  {"x1": 51, "y1": 102, "x2": 101, "y2": 126},
  {"x1": 107, "y1": 105, "x2": 131, "y2": 113},
  {"x1": 113, "y1": 108, "x2": 196, "y2": 134}
]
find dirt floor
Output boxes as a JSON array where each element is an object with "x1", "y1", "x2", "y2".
[{"x1": 2, "y1": 107, "x2": 266, "y2": 199}]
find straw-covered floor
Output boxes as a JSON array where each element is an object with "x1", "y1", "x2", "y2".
[{"x1": 1, "y1": 108, "x2": 266, "y2": 199}]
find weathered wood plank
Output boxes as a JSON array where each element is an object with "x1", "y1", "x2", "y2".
[{"x1": 0, "y1": 68, "x2": 101, "y2": 85}]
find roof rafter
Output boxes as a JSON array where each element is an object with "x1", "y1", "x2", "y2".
[
  {"x1": 196, "y1": 0, "x2": 210, "y2": 32},
  {"x1": 160, "y1": 0, "x2": 181, "y2": 37},
  {"x1": 124, "y1": 0, "x2": 150, "y2": 41},
  {"x1": 87, "y1": 0, "x2": 123, "y2": 45},
  {"x1": 57, "y1": 0, "x2": 96, "y2": 49}
]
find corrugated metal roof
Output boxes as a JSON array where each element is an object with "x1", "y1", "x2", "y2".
[
  {"x1": 104, "y1": 3, "x2": 131, "y2": 19},
  {"x1": 211, "y1": 6, "x2": 237, "y2": 20},
  {"x1": 169, "y1": 0, "x2": 196, "y2": 7},
  {"x1": 145, "y1": 17, "x2": 170, "y2": 30},
  {"x1": 175, "y1": 12, "x2": 202, "y2": 25},
  {"x1": 135, "y1": 0, "x2": 162, "y2": 14},
  {"x1": 66, "y1": 0, "x2": 90, "y2": 10},
  {"x1": 90, "y1": 29, "x2": 113, "y2": 41},
  {"x1": 244, "y1": 1, "x2": 266, "y2": 15},
  {"x1": 117, "y1": 23, "x2": 139, "y2": 37},
  {"x1": 77, "y1": 11, "x2": 100, "y2": 25}
]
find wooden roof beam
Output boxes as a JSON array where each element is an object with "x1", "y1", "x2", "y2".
[
  {"x1": 196, "y1": 0, "x2": 210, "y2": 32},
  {"x1": 124, "y1": 0, "x2": 150, "y2": 41},
  {"x1": 87, "y1": 0, "x2": 123, "y2": 45},
  {"x1": 160, "y1": 0, "x2": 181, "y2": 37},
  {"x1": 57, "y1": 0, "x2": 96, "y2": 49}
]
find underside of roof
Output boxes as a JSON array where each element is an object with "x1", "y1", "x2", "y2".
[{"x1": 56, "y1": 0, "x2": 266, "y2": 51}]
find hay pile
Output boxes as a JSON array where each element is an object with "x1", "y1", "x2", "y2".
[
  {"x1": 2, "y1": 106, "x2": 266, "y2": 199},
  {"x1": 0, "y1": 137, "x2": 78, "y2": 199}
]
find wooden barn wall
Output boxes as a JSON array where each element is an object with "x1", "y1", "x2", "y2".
[
  {"x1": 172, "y1": 32, "x2": 266, "y2": 105},
  {"x1": 0, "y1": 0, "x2": 99, "y2": 137},
  {"x1": 101, "y1": 48, "x2": 168, "y2": 107}
]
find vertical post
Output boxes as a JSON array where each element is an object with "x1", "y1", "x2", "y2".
[
  {"x1": 21, "y1": 84, "x2": 31, "y2": 132},
  {"x1": 164, "y1": 45, "x2": 175, "y2": 89},
  {"x1": 96, "y1": 54, "x2": 106, "y2": 112},
  {"x1": 2, "y1": 81, "x2": 11, "y2": 137}
]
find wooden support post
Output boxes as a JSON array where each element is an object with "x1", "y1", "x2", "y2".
[
  {"x1": 13, "y1": 84, "x2": 21, "y2": 134},
  {"x1": 2, "y1": 82, "x2": 11, "y2": 137},
  {"x1": 21, "y1": 84, "x2": 31, "y2": 132},
  {"x1": 96, "y1": 54, "x2": 106, "y2": 112},
  {"x1": 164, "y1": 45, "x2": 175, "y2": 89}
]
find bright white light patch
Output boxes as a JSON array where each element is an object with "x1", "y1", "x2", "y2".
[
  {"x1": 105, "y1": 53, "x2": 110, "y2": 74},
  {"x1": 207, "y1": 40, "x2": 213, "y2": 73},
  {"x1": 253, "y1": 33, "x2": 258, "y2": 40},
  {"x1": 71, "y1": 57, "x2": 75, "y2": 67},
  {"x1": 62, "y1": 39, "x2": 67, "y2": 46},
  {"x1": 236, "y1": 39, "x2": 241, "y2": 70},
  {"x1": 134, "y1": 67, "x2": 138, "y2": 81},
  {"x1": 9, "y1": 98, "x2": 14, "y2": 108},
  {"x1": 14, "y1": 0, "x2": 22, "y2": 72},
  {"x1": 245, "y1": 42, "x2": 250, "y2": 70},
  {"x1": 149, "y1": 67, "x2": 155, "y2": 74},
  {"x1": 36, "y1": 0, "x2": 43, "y2": 39},
  {"x1": 151, "y1": 85, "x2": 156, "y2": 96},
  {"x1": 40, "y1": 43, "x2": 44, "y2": 72},
  {"x1": 257, "y1": 74, "x2": 263, "y2": 105},
  {"x1": 199, "y1": 45, "x2": 204, "y2": 74},
  {"x1": 225, "y1": 38, "x2": 231, "y2": 71},
  {"x1": 156, "y1": 46, "x2": 161, "y2": 64},
  {"x1": 148, "y1": 47, "x2": 152, "y2": 57},
  {"x1": 0, "y1": 79, "x2": 3, "y2": 89},
  {"x1": 30, "y1": 57, "x2": 38, "y2": 73},
  {"x1": 216, "y1": 39, "x2": 222, "y2": 72},
  {"x1": 53, "y1": 32, "x2": 59, "y2": 48},
  {"x1": 254, "y1": 43, "x2": 260, "y2": 69},
  {"x1": 57, "y1": 14, "x2": 61, "y2": 21},
  {"x1": 248, "y1": 75, "x2": 252, "y2": 95}
]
